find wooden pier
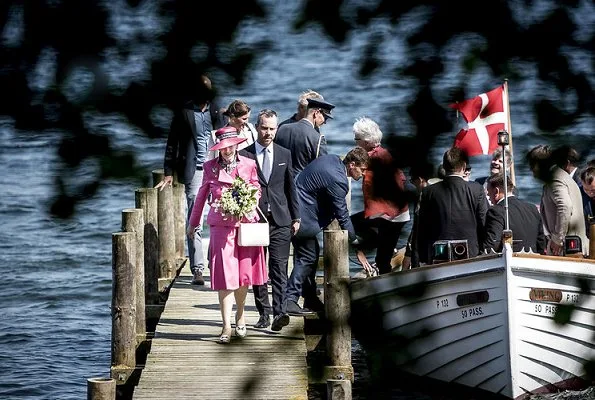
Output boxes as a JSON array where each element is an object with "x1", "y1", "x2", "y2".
[
  {"x1": 87, "y1": 170, "x2": 354, "y2": 400},
  {"x1": 130, "y1": 244, "x2": 308, "y2": 399}
]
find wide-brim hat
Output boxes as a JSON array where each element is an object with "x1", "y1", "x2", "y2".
[{"x1": 210, "y1": 126, "x2": 247, "y2": 151}]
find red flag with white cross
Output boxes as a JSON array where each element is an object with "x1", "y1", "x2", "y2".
[{"x1": 450, "y1": 84, "x2": 510, "y2": 156}]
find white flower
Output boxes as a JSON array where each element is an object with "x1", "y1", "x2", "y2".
[{"x1": 212, "y1": 176, "x2": 258, "y2": 220}]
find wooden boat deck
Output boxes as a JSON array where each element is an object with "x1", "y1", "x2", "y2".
[{"x1": 133, "y1": 244, "x2": 309, "y2": 399}]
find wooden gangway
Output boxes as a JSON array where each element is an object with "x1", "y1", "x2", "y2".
[{"x1": 132, "y1": 252, "x2": 309, "y2": 400}]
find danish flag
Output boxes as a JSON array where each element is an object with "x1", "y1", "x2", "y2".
[{"x1": 450, "y1": 84, "x2": 509, "y2": 156}]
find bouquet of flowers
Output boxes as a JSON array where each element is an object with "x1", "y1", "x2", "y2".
[{"x1": 212, "y1": 176, "x2": 259, "y2": 220}]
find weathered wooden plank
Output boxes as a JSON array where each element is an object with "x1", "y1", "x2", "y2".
[{"x1": 133, "y1": 239, "x2": 309, "y2": 399}]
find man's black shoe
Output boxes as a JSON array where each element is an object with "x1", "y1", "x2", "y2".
[
  {"x1": 303, "y1": 297, "x2": 324, "y2": 312},
  {"x1": 286, "y1": 300, "x2": 316, "y2": 316},
  {"x1": 254, "y1": 314, "x2": 270, "y2": 329},
  {"x1": 271, "y1": 314, "x2": 290, "y2": 331}
]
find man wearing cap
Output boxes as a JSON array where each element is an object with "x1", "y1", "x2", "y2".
[
  {"x1": 155, "y1": 74, "x2": 227, "y2": 285},
  {"x1": 274, "y1": 98, "x2": 334, "y2": 177},
  {"x1": 278, "y1": 89, "x2": 324, "y2": 132}
]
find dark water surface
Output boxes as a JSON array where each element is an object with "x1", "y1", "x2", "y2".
[{"x1": 1, "y1": 1, "x2": 594, "y2": 399}]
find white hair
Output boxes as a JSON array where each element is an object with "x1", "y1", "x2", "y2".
[
  {"x1": 298, "y1": 90, "x2": 323, "y2": 106},
  {"x1": 353, "y1": 116, "x2": 382, "y2": 145}
]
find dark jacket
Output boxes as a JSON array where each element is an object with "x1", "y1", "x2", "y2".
[
  {"x1": 240, "y1": 143, "x2": 300, "y2": 226},
  {"x1": 581, "y1": 186, "x2": 594, "y2": 238},
  {"x1": 274, "y1": 119, "x2": 327, "y2": 177},
  {"x1": 483, "y1": 196, "x2": 546, "y2": 253},
  {"x1": 417, "y1": 176, "x2": 488, "y2": 264},
  {"x1": 294, "y1": 154, "x2": 355, "y2": 242},
  {"x1": 163, "y1": 100, "x2": 226, "y2": 185}
]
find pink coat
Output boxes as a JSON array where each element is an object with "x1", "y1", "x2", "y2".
[
  {"x1": 189, "y1": 154, "x2": 267, "y2": 290},
  {"x1": 189, "y1": 154, "x2": 261, "y2": 227}
]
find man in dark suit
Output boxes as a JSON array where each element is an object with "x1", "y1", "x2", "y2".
[
  {"x1": 278, "y1": 89, "x2": 323, "y2": 132},
  {"x1": 274, "y1": 98, "x2": 334, "y2": 177},
  {"x1": 483, "y1": 173, "x2": 546, "y2": 253},
  {"x1": 417, "y1": 147, "x2": 489, "y2": 264},
  {"x1": 240, "y1": 109, "x2": 301, "y2": 332},
  {"x1": 155, "y1": 75, "x2": 227, "y2": 285},
  {"x1": 285, "y1": 147, "x2": 369, "y2": 316}
]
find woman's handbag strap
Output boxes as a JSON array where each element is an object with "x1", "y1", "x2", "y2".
[{"x1": 255, "y1": 205, "x2": 268, "y2": 223}]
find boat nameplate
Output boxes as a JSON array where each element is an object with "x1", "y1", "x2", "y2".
[{"x1": 529, "y1": 288, "x2": 563, "y2": 303}]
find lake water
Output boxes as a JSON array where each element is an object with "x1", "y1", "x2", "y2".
[{"x1": 0, "y1": 1, "x2": 593, "y2": 399}]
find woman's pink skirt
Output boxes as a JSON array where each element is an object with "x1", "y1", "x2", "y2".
[{"x1": 208, "y1": 225, "x2": 267, "y2": 290}]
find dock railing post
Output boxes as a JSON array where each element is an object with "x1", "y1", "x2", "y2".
[
  {"x1": 111, "y1": 232, "x2": 136, "y2": 384},
  {"x1": 323, "y1": 229, "x2": 353, "y2": 398},
  {"x1": 172, "y1": 182, "x2": 186, "y2": 263},
  {"x1": 135, "y1": 188, "x2": 159, "y2": 306},
  {"x1": 87, "y1": 377, "x2": 115, "y2": 400},
  {"x1": 153, "y1": 169, "x2": 176, "y2": 286},
  {"x1": 122, "y1": 208, "x2": 146, "y2": 344}
]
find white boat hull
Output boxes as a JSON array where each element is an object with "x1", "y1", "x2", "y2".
[{"x1": 350, "y1": 246, "x2": 595, "y2": 399}]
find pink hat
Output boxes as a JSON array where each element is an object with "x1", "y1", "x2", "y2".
[{"x1": 210, "y1": 126, "x2": 247, "y2": 151}]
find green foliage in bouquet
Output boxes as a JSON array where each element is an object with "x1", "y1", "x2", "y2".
[{"x1": 212, "y1": 177, "x2": 258, "y2": 220}]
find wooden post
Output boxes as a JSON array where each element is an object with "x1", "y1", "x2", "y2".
[
  {"x1": 173, "y1": 183, "x2": 186, "y2": 262},
  {"x1": 323, "y1": 229, "x2": 354, "y2": 393},
  {"x1": 327, "y1": 379, "x2": 352, "y2": 400},
  {"x1": 87, "y1": 377, "x2": 115, "y2": 400},
  {"x1": 157, "y1": 182, "x2": 176, "y2": 282},
  {"x1": 111, "y1": 232, "x2": 136, "y2": 384},
  {"x1": 154, "y1": 167, "x2": 176, "y2": 282},
  {"x1": 135, "y1": 188, "x2": 159, "y2": 305},
  {"x1": 122, "y1": 208, "x2": 146, "y2": 343},
  {"x1": 589, "y1": 224, "x2": 595, "y2": 260}
]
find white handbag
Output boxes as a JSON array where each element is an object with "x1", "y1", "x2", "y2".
[{"x1": 237, "y1": 206, "x2": 269, "y2": 247}]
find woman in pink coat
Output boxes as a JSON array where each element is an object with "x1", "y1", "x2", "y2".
[{"x1": 188, "y1": 126, "x2": 267, "y2": 344}]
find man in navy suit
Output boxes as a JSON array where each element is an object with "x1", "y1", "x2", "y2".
[
  {"x1": 240, "y1": 109, "x2": 301, "y2": 331},
  {"x1": 417, "y1": 147, "x2": 489, "y2": 264},
  {"x1": 483, "y1": 173, "x2": 546, "y2": 253},
  {"x1": 155, "y1": 75, "x2": 227, "y2": 285},
  {"x1": 274, "y1": 98, "x2": 334, "y2": 177},
  {"x1": 285, "y1": 147, "x2": 369, "y2": 316}
]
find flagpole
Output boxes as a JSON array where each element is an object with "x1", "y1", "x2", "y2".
[{"x1": 503, "y1": 79, "x2": 515, "y2": 185}]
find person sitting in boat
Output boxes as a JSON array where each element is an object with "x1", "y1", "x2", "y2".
[
  {"x1": 417, "y1": 147, "x2": 488, "y2": 264},
  {"x1": 526, "y1": 145, "x2": 588, "y2": 256},
  {"x1": 482, "y1": 173, "x2": 546, "y2": 254}
]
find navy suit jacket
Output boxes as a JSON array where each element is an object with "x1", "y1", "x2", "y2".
[
  {"x1": 418, "y1": 176, "x2": 488, "y2": 263},
  {"x1": 483, "y1": 196, "x2": 546, "y2": 253},
  {"x1": 294, "y1": 154, "x2": 355, "y2": 241},
  {"x1": 274, "y1": 119, "x2": 327, "y2": 177},
  {"x1": 163, "y1": 100, "x2": 226, "y2": 185},
  {"x1": 240, "y1": 143, "x2": 299, "y2": 226}
]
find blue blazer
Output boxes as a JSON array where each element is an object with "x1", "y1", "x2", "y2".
[{"x1": 294, "y1": 154, "x2": 356, "y2": 241}]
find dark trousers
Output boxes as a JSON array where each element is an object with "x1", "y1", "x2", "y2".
[
  {"x1": 253, "y1": 224, "x2": 291, "y2": 317},
  {"x1": 351, "y1": 211, "x2": 406, "y2": 274},
  {"x1": 285, "y1": 234, "x2": 319, "y2": 305}
]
